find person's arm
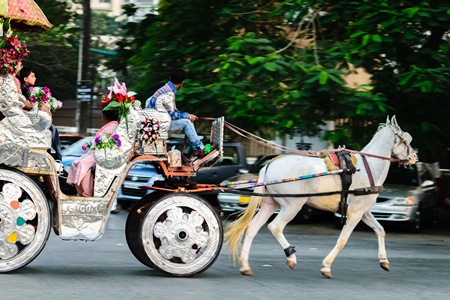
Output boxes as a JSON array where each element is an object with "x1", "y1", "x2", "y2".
[
  {"x1": 169, "y1": 110, "x2": 189, "y2": 120},
  {"x1": 23, "y1": 99, "x2": 33, "y2": 110}
]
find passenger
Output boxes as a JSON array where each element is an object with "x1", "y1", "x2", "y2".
[
  {"x1": 66, "y1": 108, "x2": 119, "y2": 197},
  {"x1": 19, "y1": 67, "x2": 63, "y2": 161},
  {"x1": 145, "y1": 68, "x2": 211, "y2": 158}
]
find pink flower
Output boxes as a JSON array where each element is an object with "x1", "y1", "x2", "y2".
[
  {"x1": 82, "y1": 144, "x2": 87, "y2": 150},
  {"x1": 43, "y1": 86, "x2": 51, "y2": 95}
]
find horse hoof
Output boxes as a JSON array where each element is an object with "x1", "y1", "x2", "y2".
[
  {"x1": 240, "y1": 268, "x2": 254, "y2": 276},
  {"x1": 320, "y1": 267, "x2": 333, "y2": 279},
  {"x1": 380, "y1": 261, "x2": 390, "y2": 271},
  {"x1": 286, "y1": 259, "x2": 296, "y2": 270}
]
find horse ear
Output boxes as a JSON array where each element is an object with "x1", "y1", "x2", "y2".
[
  {"x1": 391, "y1": 115, "x2": 398, "y2": 126},
  {"x1": 386, "y1": 116, "x2": 390, "y2": 125}
]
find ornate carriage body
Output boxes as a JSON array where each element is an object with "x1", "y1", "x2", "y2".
[{"x1": 0, "y1": 73, "x2": 225, "y2": 276}]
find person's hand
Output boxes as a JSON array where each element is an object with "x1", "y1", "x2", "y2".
[
  {"x1": 188, "y1": 114, "x2": 198, "y2": 122},
  {"x1": 39, "y1": 103, "x2": 50, "y2": 112}
]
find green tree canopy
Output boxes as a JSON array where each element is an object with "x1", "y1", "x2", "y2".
[
  {"x1": 110, "y1": 1, "x2": 450, "y2": 164},
  {"x1": 19, "y1": 0, "x2": 79, "y2": 100}
]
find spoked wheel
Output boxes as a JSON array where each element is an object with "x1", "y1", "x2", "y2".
[
  {"x1": 140, "y1": 193, "x2": 223, "y2": 276},
  {"x1": 125, "y1": 191, "x2": 166, "y2": 268},
  {"x1": 0, "y1": 168, "x2": 51, "y2": 272}
]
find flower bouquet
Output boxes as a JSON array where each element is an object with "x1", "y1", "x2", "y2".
[
  {"x1": 102, "y1": 78, "x2": 135, "y2": 132},
  {"x1": 82, "y1": 133, "x2": 122, "y2": 151},
  {"x1": 83, "y1": 133, "x2": 122, "y2": 164},
  {"x1": 28, "y1": 86, "x2": 62, "y2": 112},
  {"x1": 0, "y1": 29, "x2": 29, "y2": 76},
  {"x1": 138, "y1": 117, "x2": 160, "y2": 145}
]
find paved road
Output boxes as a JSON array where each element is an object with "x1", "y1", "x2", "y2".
[{"x1": 1, "y1": 209, "x2": 449, "y2": 300}]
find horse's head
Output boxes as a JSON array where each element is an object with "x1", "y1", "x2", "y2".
[{"x1": 385, "y1": 116, "x2": 417, "y2": 165}]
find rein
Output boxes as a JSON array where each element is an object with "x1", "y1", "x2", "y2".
[
  {"x1": 200, "y1": 117, "x2": 409, "y2": 164},
  {"x1": 219, "y1": 186, "x2": 385, "y2": 197}
]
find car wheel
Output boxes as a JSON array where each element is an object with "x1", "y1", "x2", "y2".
[
  {"x1": 333, "y1": 215, "x2": 345, "y2": 229},
  {"x1": 295, "y1": 205, "x2": 314, "y2": 224},
  {"x1": 425, "y1": 206, "x2": 439, "y2": 228},
  {"x1": 407, "y1": 209, "x2": 421, "y2": 233}
]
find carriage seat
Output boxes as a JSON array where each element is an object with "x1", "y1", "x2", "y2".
[
  {"x1": 91, "y1": 101, "x2": 171, "y2": 197},
  {"x1": 0, "y1": 74, "x2": 52, "y2": 149}
]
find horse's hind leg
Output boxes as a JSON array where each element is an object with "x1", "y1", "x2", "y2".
[
  {"x1": 239, "y1": 196, "x2": 279, "y2": 275},
  {"x1": 361, "y1": 211, "x2": 389, "y2": 271},
  {"x1": 321, "y1": 212, "x2": 363, "y2": 278},
  {"x1": 267, "y1": 204, "x2": 303, "y2": 271}
]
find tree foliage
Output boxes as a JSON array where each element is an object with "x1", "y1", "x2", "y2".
[
  {"x1": 19, "y1": 0, "x2": 79, "y2": 100},
  {"x1": 110, "y1": 1, "x2": 450, "y2": 163}
]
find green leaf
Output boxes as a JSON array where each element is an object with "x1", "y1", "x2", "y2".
[
  {"x1": 362, "y1": 34, "x2": 370, "y2": 46},
  {"x1": 420, "y1": 81, "x2": 433, "y2": 93},
  {"x1": 319, "y1": 71, "x2": 329, "y2": 85},
  {"x1": 406, "y1": 7, "x2": 420, "y2": 18},
  {"x1": 103, "y1": 101, "x2": 121, "y2": 110},
  {"x1": 371, "y1": 34, "x2": 382, "y2": 42},
  {"x1": 263, "y1": 62, "x2": 277, "y2": 72}
]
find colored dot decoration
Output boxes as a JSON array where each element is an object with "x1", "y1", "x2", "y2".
[
  {"x1": 10, "y1": 200, "x2": 19, "y2": 210},
  {"x1": 7, "y1": 232, "x2": 18, "y2": 243}
]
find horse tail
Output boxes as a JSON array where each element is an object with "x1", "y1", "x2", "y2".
[{"x1": 224, "y1": 168, "x2": 266, "y2": 265}]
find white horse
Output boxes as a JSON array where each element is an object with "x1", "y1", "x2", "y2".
[{"x1": 225, "y1": 116, "x2": 417, "y2": 278}]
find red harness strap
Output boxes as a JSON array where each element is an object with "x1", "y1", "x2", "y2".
[{"x1": 361, "y1": 155, "x2": 375, "y2": 187}]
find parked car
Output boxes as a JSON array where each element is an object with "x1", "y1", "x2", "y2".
[
  {"x1": 334, "y1": 162, "x2": 440, "y2": 233},
  {"x1": 116, "y1": 162, "x2": 164, "y2": 209},
  {"x1": 61, "y1": 136, "x2": 92, "y2": 172},
  {"x1": 59, "y1": 134, "x2": 84, "y2": 151},
  {"x1": 217, "y1": 154, "x2": 319, "y2": 223}
]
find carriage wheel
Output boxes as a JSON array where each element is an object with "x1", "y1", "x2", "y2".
[
  {"x1": 140, "y1": 193, "x2": 223, "y2": 276},
  {"x1": 125, "y1": 191, "x2": 166, "y2": 268},
  {"x1": 0, "y1": 168, "x2": 51, "y2": 272}
]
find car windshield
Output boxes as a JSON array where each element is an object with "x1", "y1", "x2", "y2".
[
  {"x1": 61, "y1": 137, "x2": 93, "y2": 157},
  {"x1": 385, "y1": 164, "x2": 418, "y2": 186},
  {"x1": 249, "y1": 155, "x2": 277, "y2": 173}
]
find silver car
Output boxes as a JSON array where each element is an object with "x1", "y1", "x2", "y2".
[
  {"x1": 335, "y1": 161, "x2": 439, "y2": 233},
  {"x1": 218, "y1": 155, "x2": 318, "y2": 223}
]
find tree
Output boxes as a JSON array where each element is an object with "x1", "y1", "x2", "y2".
[
  {"x1": 212, "y1": 1, "x2": 450, "y2": 159},
  {"x1": 110, "y1": 1, "x2": 450, "y2": 163},
  {"x1": 19, "y1": 0, "x2": 80, "y2": 100}
]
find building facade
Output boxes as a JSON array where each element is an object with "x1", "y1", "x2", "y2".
[{"x1": 91, "y1": 0, "x2": 158, "y2": 19}]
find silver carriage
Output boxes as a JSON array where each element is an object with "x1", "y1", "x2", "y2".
[{"x1": 0, "y1": 73, "x2": 225, "y2": 276}]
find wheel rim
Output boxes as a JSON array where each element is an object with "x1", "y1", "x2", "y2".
[
  {"x1": 141, "y1": 194, "x2": 223, "y2": 276},
  {"x1": 0, "y1": 169, "x2": 50, "y2": 272}
]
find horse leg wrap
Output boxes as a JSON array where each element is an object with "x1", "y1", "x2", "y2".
[{"x1": 284, "y1": 246, "x2": 296, "y2": 257}]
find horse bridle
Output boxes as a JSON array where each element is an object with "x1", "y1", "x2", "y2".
[{"x1": 388, "y1": 125, "x2": 416, "y2": 164}]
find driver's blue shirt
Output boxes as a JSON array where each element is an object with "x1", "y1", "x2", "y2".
[{"x1": 145, "y1": 81, "x2": 188, "y2": 120}]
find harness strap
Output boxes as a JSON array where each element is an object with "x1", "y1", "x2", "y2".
[
  {"x1": 220, "y1": 186, "x2": 385, "y2": 197},
  {"x1": 361, "y1": 155, "x2": 375, "y2": 187},
  {"x1": 336, "y1": 151, "x2": 357, "y2": 226}
]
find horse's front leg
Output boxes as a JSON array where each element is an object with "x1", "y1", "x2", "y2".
[
  {"x1": 321, "y1": 212, "x2": 363, "y2": 279},
  {"x1": 239, "y1": 197, "x2": 279, "y2": 275},
  {"x1": 361, "y1": 211, "x2": 389, "y2": 271}
]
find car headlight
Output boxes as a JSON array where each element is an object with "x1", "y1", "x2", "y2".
[{"x1": 390, "y1": 196, "x2": 415, "y2": 206}]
